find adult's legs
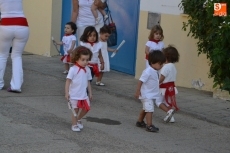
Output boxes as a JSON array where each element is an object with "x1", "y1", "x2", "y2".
[
  {"x1": 10, "y1": 26, "x2": 29, "y2": 91},
  {"x1": 0, "y1": 26, "x2": 14, "y2": 89},
  {"x1": 77, "y1": 26, "x2": 87, "y2": 45},
  {"x1": 95, "y1": 22, "x2": 104, "y2": 33}
]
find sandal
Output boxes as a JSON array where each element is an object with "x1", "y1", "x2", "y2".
[
  {"x1": 7, "y1": 87, "x2": 21, "y2": 93},
  {"x1": 96, "y1": 82, "x2": 105, "y2": 86}
]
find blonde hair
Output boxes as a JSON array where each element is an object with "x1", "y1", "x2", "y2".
[{"x1": 148, "y1": 25, "x2": 164, "y2": 41}]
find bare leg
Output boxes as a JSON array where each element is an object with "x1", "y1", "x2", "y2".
[
  {"x1": 99, "y1": 9, "x2": 107, "y2": 16},
  {"x1": 137, "y1": 110, "x2": 146, "y2": 122},
  {"x1": 71, "y1": 108, "x2": 79, "y2": 125},
  {"x1": 76, "y1": 109, "x2": 88, "y2": 121},
  {"x1": 91, "y1": 4, "x2": 99, "y2": 19},
  {"x1": 96, "y1": 72, "x2": 104, "y2": 82},
  {"x1": 159, "y1": 103, "x2": 170, "y2": 112},
  {"x1": 64, "y1": 63, "x2": 69, "y2": 71},
  {"x1": 146, "y1": 112, "x2": 153, "y2": 126}
]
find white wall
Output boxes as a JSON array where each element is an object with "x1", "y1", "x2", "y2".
[{"x1": 140, "y1": 0, "x2": 183, "y2": 15}]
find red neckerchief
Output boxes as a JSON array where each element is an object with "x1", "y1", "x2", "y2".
[
  {"x1": 149, "y1": 39, "x2": 160, "y2": 44},
  {"x1": 75, "y1": 62, "x2": 86, "y2": 74},
  {"x1": 65, "y1": 34, "x2": 72, "y2": 36},
  {"x1": 87, "y1": 41, "x2": 94, "y2": 46}
]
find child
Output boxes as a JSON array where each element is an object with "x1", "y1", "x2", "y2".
[
  {"x1": 53, "y1": 22, "x2": 77, "y2": 74},
  {"x1": 157, "y1": 45, "x2": 180, "y2": 123},
  {"x1": 145, "y1": 25, "x2": 164, "y2": 68},
  {"x1": 91, "y1": 0, "x2": 108, "y2": 24},
  {"x1": 135, "y1": 51, "x2": 166, "y2": 132},
  {"x1": 65, "y1": 46, "x2": 93, "y2": 132},
  {"x1": 96, "y1": 25, "x2": 117, "y2": 86},
  {"x1": 80, "y1": 26, "x2": 104, "y2": 81}
]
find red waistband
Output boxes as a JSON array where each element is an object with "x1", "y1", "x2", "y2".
[
  {"x1": 160, "y1": 82, "x2": 175, "y2": 88},
  {"x1": 0, "y1": 17, "x2": 28, "y2": 26}
]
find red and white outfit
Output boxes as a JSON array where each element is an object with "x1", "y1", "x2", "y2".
[
  {"x1": 145, "y1": 40, "x2": 164, "y2": 68},
  {"x1": 60, "y1": 34, "x2": 76, "y2": 63},
  {"x1": 157, "y1": 63, "x2": 179, "y2": 110},
  {"x1": 67, "y1": 63, "x2": 92, "y2": 111},
  {"x1": 80, "y1": 41, "x2": 102, "y2": 77},
  {"x1": 0, "y1": 0, "x2": 29, "y2": 91}
]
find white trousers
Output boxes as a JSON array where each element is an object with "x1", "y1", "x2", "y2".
[{"x1": 0, "y1": 26, "x2": 29, "y2": 90}]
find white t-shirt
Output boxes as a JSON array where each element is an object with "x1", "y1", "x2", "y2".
[
  {"x1": 62, "y1": 35, "x2": 76, "y2": 55},
  {"x1": 67, "y1": 65, "x2": 92, "y2": 100},
  {"x1": 77, "y1": 0, "x2": 103, "y2": 27},
  {"x1": 160, "y1": 63, "x2": 177, "y2": 83},
  {"x1": 139, "y1": 67, "x2": 160, "y2": 100},
  {"x1": 146, "y1": 41, "x2": 164, "y2": 52},
  {"x1": 0, "y1": 0, "x2": 25, "y2": 18},
  {"x1": 80, "y1": 41, "x2": 102, "y2": 64}
]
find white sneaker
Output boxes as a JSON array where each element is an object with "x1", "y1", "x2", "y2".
[
  {"x1": 71, "y1": 125, "x2": 80, "y2": 132},
  {"x1": 164, "y1": 109, "x2": 175, "y2": 122},
  {"x1": 77, "y1": 121, "x2": 83, "y2": 129},
  {"x1": 96, "y1": 82, "x2": 105, "y2": 86},
  {"x1": 63, "y1": 70, "x2": 68, "y2": 74},
  {"x1": 169, "y1": 116, "x2": 175, "y2": 123}
]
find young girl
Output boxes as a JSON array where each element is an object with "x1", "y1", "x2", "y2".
[
  {"x1": 53, "y1": 22, "x2": 77, "y2": 74},
  {"x1": 80, "y1": 26, "x2": 104, "y2": 81},
  {"x1": 65, "y1": 46, "x2": 93, "y2": 132},
  {"x1": 145, "y1": 25, "x2": 164, "y2": 68},
  {"x1": 96, "y1": 25, "x2": 117, "y2": 86},
  {"x1": 156, "y1": 45, "x2": 180, "y2": 123},
  {"x1": 135, "y1": 51, "x2": 166, "y2": 132},
  {"x1": 91, "y1": 0, "x2": 108, "y2": 24}
]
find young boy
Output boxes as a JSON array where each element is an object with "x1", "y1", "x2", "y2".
[{"x1": 135, "y1": 50, "x2": 167, "y2": 132}]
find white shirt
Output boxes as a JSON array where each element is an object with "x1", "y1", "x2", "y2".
[
  {"x1": 80, "y1": 41, "x2": 102, "y2": 64},
  {"x1": 160, "y1": 63, "x2": 177, "y2": 83},
  {"x1": 67, "y1": 65, "x2": 92, "y2": 100},
  {"x1": 146, "y1": 41, "x2": 164, "y2": 52},
  {"x1": 62, "y1": 35, "x2": 76, "y2": 55},
  {"x1": 77, "y1": 0, "x2": 103, "y2": 27},
  {"x1": 139, "y1": 67, "x2": 160, "y2": 99},
  {"x1": 0, "y1": 0, "x2": 25, "y2": 18}
]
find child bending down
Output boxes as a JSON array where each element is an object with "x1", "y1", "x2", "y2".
[
  {"x1": 135, "y1": 51, "x2": 166, "y2": 132},
  {"x1": 65, "y1": 46, "x2": 93, "y2": 132},
  {"x1": 91, "y1": 0, "x2": 108, "y2": 24}
]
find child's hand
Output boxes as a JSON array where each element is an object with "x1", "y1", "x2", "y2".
[
  {"x1": 100, "y1": 63, "x2": 104, "y2": 70},
  {"x1": 65, "y1": 93, "x2": 70, "y2": 101},
  {"x1": 135, "y1": 90, "x2": 141, "y2": 99},
  {"x1": 113, "y1": 49, "x2": 118, "y2": 52},
  {"x1": 89, "y1": 94, "x2": 92, "y2": 101}
]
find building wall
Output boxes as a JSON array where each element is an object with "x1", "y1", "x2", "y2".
[
  {"x1": 23, "y1": 0, "x2": 62, "y2": 56},
  {"x1": 136, "y1": 1, "x2": 214, "y2": 91}
]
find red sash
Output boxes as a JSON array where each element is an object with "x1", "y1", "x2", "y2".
[
  {"x1": 160, "y1": 82, "x2": 179, "y2": 111},
  {"x1": 77, "y1": 100, "x2": 90, "y2": 111},
  {"x1": 88, "y1": 63, "x2": 99, "y2": 77},
  {"x1": 60, "y1": 55, "x2": 70, "y2": 63},
  {"x1": 1, "y1": 17, "x2": 28, "y2": 26}
]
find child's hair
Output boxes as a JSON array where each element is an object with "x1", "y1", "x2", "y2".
[
  {"x1": 163, "y1": 45, "x2": 180, "y2": 63},
  {"x1": 71, "y1": 46, "x2": 92, "y2": 63},
  {"x1": 80, "y1": 26, "x2": 99, "y2": 42},
  {"x1": 66, "y1": 22, "x2": 77, "y2": 35},
  {"x1": 148, "y1": 50, "x2": 166, "y2": 65},
  {"x1": 148, "y1": 25, "x2": 164, "y2": 41},
  {"x1": 100, "y1": 25, "x2": 111, "y2": 34}
]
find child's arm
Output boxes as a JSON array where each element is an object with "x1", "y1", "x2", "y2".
[
  {"x1": 98, "y1": 49, "x2": 104, "y2": 70},
  {"x1": 65, "y1": 78, "x2": 71, "y2": 101},
  {"x1": 67, "y1": 40, "x2": 76, "y2": 54},
  {"x1": 53, "y1": 40, "x2": 63, "y2": 45},
  {"x1": 145, "y1": 46, "x2": 150, "y2": 55},
  {"x1": 87, "y1": 81, "x2": 92, "y2": 101},
  {"x1": 71, "y1": 0, "x2": 79, "y2": 23},
  {"x1": 107, "y1": 47, "x2": 117, "y2": 52},
  {"x1": 159, "y1": 74, "x2": 165, "y2": 84},
  {"x1": 135, "y1": 81, "x2": 143, "y2": 99}
]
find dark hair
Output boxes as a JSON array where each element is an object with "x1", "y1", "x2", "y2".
[
  {"x1": 148, "y1": 50, "x2": 166, "y2": 65},
  {"x1": 148, "y1": 25, "x2": 164, "y2": 41},
  {"x1": 80, "y1": 26, "x2": 99, "y2": 43},
  {"x1": 100, "y1": 25, "x2": 111, "y2": 34},
  {"x1": 71, "y1": 46, "x2": 92, "y2": 63},
  {"x1": 163, "y1": 45, "x2": 179, "y2": 63},
  {"x1": 66, "y1": 22, "x2": 77, "y2": 35}
]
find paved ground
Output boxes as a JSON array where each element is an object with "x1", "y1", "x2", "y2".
[{"x1": 0, "y1": 54, "x2": 230, "y2": 153}]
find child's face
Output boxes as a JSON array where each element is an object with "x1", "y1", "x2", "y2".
[
  {"x1": 76, "y1": 55, "x2": 90, "y2": 67},
  {"x1": 151, "y1": 62, "x2": 163, "y2": 70},
  {"x1": 87, "y1": 31, "x2": 97, "y2": 43},
  {"x1": 64, "y1": 25, "x2": 74, "y2": 35},
  {"x1": 153, "y1": 31, "x2": 162, "y2": 40},
  {"x1": 100, "y1": 33, "x2": 110, "y2": 42}
]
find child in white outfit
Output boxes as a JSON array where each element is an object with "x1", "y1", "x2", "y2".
[
  {"x1": 80, "y1": 26, "x2": 104, "y2": 81},
  {"x1": 135, "y1": 51, "x2": 166, "y2": 132},
  {"x1": 145, "y1": 25, "x2": 164, "y2": 68},
  {"x1": 53, "y1": 22, "x2": 77, "y2": 74},
  {"x1": 91, "y1": 0, "x2": 108, "y2": 24},
  {"x1": 65, "y1": 46, "x2": 93, "y2": 132}
]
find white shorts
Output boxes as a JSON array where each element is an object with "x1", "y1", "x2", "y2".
[
  {"x1": 155, "y1": 96, "x2": 169, "y2": 107},
  {"x1": 69, "y1": 98, "x2": 90, "y2": 109},
  {"x1": 141, "y1": 99, "x2": 155, "y2": 112}
]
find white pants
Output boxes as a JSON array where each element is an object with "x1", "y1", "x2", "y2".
[{"x1": 0, "y1": 26, "x2": 29, "y2": 90}]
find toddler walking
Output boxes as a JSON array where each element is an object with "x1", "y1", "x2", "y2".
[
  {"x1": 80, "y1": 26, "x2": 104, "y2": 81},
  {"x1": 91, "y1": 0, "x2": 108, "y2": 24},
  {"x1": 145, "y1": 25, "x2": 164, "y2": 68},
  {"x1": 135, "y1": 51, "x2": 166, "y2": 132},
  {"x1": 53, "y1": 22, "x2": 77, "y2": 74},
  {"x1": 65, "y1": 46, "x2": 93, "y2": 132}
]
